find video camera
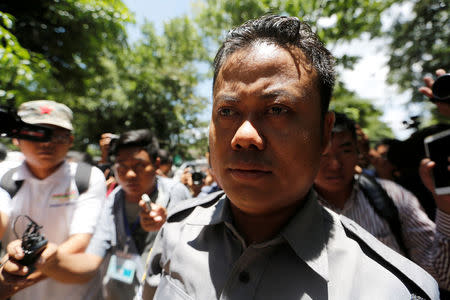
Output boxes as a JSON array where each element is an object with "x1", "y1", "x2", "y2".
[
  {"x1": 0, "y1": 104, "x2": 53, "y2": 142},
  {"x1": 431, "y1": 73, "x2": 450, "y2": 103}
]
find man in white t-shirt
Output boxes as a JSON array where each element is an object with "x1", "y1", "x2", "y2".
[{"x1": 0, "y1": 100, "x2": 106, "y2": 300}]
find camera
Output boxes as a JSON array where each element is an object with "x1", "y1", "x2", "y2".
[
  {"x1": 12, "y1": 215, "x2": 48, "y2": 267},
  {"x1": 191, "y1": 171, "x2": 206, "y2": 185},
  {"x1": 0, "y1": 105, "x2": 53, "y2": 142},
  {"x1": 432, "y1": 73, "x2": 450, "y2": 103}
]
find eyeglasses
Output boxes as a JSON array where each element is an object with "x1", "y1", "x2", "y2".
[
  {"x1": 113, "y1": 162, "x2": 151, "y2": 176},
  {"x1": 50, "y1": 134, "x2": 72, "y2": 144}
]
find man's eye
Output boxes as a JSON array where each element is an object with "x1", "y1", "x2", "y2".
[
  {"x1": 267, "y1": 106, "x2": 288, "y2": 115},
  {"x1": 218, "y1": 108, "x2": 235, "y2": 116}
]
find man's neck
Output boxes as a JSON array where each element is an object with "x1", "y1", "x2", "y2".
[
  {"x1": 230, "y1": 199, "x2": 304, "y2": 245},
  {"x1": 26, "y1": 161, "x2": 64, "y2": 180},
  {"x1": 315, "y1": 183, "x2": 353, "y2": 210}
]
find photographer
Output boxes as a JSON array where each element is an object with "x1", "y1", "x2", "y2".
[
  {"x1": 315, "y1": 112, "x2": 450, "y2": 291},
  {"x1": 180, "y1": 166, "x2": 206, "y2": 197},
  {"x1": 419, "y1": 68, "x2": 450, "y2": 117},
  {"x1": 0, "y1": 100, "x2": 106, "y2": 300},
  {"x1": 98, "y1": 132, "x2": 119, "y2": 195},
  {"x1": 75, "y1": 129, "x2": 190, "y2": 299}
]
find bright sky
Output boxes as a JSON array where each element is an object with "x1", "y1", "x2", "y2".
[{"x1": 122, "y1": 0, "x2": 420, "y2": 140}]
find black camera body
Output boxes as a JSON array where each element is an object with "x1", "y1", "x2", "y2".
[
  {"x1": 191, "y1": 171, "x2": 206, "y2": 185},
  {"x1": 432, "y1": 73, "x2": 450, "y2": 103},
  {"x1": 12, "y1": 215, "x2": 48, "y2": 267},
  {"x1": 0, "y1": 105, "x2": 53, "y2": 142}
]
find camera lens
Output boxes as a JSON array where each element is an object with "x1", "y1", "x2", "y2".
[{"x1": 432, "y1": 74, "x2": 450, "y2": 102}]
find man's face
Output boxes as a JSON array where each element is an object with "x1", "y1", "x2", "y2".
[
  {"x1": 373, "y1": 144, "x2": 396, "y2": 180},
  {"x1": 114, "y1": 147, "x2": 158, "y2": 199},
  {"x1": 209, "y1": 42, "x2": 334, "y2": 215},
  {"x1": 314, "y1": 131, "x2": 358, "y2": 194},
  {"x1": 17, "y1": 126, "x2": 73, "y2": 172}
]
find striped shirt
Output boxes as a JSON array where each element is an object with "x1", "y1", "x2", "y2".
[{"x1": 317, "y1": 178, "x2": 450, "y2": 290}]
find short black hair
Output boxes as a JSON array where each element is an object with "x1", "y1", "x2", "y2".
[
  {"x1": 158, "y1": 149, "x2": 173, "y2": 165},
  {"x1": 332, "y1": 112, "x2": 357, "y2": 141},
  {"x1": 213, "y1": 14, "x2": 335, "y2": 118},
  {"x1": 375, "y1": 138, "x2": 398, "y2": 151},
  {"x1": 112, "y1": 129, "x2": 160, "y2": 163}
]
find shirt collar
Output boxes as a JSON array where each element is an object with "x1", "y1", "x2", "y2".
[
  {"x1": 186, "y1": 193, "x2": 231, "y2": 225},
  {"x1": 281, "y1": 190, "x2": 329, "y2": 281},
  {"x1": 186, "y1": 190, "x2": 329, "y2": 281},
  {"x1": 315, "y1": 178, "x2": 360, "y2": 213}
]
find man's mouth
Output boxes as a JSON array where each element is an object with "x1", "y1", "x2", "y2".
[
  {"x1": 325, "y1": 175, "x2": 343, "y2": 182},
  {"x1": 227, "y1": 163, "x2": 272, "y2": 180},
  {"x1": 37, "y1": 150, "x2": 54, "y2": 156}
]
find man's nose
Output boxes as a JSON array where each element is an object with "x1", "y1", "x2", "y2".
[
  {"x1": 231, "y1": 120, "x2": 265, "y2": 150},
  {"x1": 125, "y1": 168, "x2": 138, "y2": 178},
  {"x1": 327, "y1": 153, "x2": 342, "y2": 169}
]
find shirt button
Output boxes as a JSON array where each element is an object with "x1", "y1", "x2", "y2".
[{"x1": 239, "y1": 271, "x2": 250, "y2": 283}]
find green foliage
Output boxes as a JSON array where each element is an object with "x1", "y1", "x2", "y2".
[
  {"x1": 1, "y1": 1, "x2": 210, "y2": 159},
  {"x1": 194, "y1": 0, "x2": 395, "y2": 65},
  {"x1": 0, "y1": 12, "x2": 50, "y2": 102},
  {"x1": 0, "y1": 0, "x2": 133, "y2": 102},
  {"x1": 331, "y1": 83, "x2": 394, "y2": 141},
  {"x1": 71, "y1": 18, "x2": 209, "y2": 159},
  {"x1": 386, "y1": 0, "x2": 449, "y2": 105}
]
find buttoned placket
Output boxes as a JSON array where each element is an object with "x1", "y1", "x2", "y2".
[{"x1": 219, "y1": 221, "x2": 283, "y2": 300}]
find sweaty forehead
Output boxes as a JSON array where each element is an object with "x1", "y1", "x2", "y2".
[{"x1": 214, "y1": 42, "x2": 315, "y2": 95}]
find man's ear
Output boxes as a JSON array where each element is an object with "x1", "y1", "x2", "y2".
[
  {"x1": 12, "y1": 138, "x2": 20, "y2": 147},
  {"x1": 69, "y1": 135, "x2": 74, "y2": 147},
  {"x1": 154, "y1": 157, "x2": 161, "y2": 169},
  {"x1": 321, "y1": 111, "x2": 335, "y2": 154}
]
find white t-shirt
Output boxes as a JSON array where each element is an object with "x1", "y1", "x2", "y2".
[
  {"x1": 0, "y1": 160, "x2": 106, "y2": 300},
  {"x1": 0, "y1": 186, "x2": 12, "y2": 216}
]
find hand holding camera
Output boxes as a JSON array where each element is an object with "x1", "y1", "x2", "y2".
[
  {"x1": 138, "y1": 194, "x2": 167, "y2": 232},
  {"x1": 419, "y1": 68, "x2": 450, "y2": 117}
]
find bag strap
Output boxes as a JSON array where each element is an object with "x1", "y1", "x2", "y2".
[
  {"x1": 0, "y1": 167, "x2": 23, "y2": 198},
  {"x1": 341, "y1": 218, "x2": 433, "y2": 300},
  {"x1": 75, "y1": 162, "x2": 92, "y2": 195},
  {"x1": 0, "y1": 162, "x2": 92, "y2": 198},
  {"x1": 357, "y1": 173, "x2": 409, "y2": 256}
]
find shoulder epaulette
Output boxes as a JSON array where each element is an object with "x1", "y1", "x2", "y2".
[
  {"x1": 340, "y1": 216, "x2": 438, "y2": 300},
  {"x1": 167, "y1": 191, "x2": 225, "y2": 221}
]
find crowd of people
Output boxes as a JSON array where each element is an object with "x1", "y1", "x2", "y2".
[{"x1": 0, "y1": 14, "x2": 449, "y2": 300}]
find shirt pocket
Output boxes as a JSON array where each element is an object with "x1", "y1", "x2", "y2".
[{"x1": 154, "y1": 274, "x2": 193, "y2": 300}]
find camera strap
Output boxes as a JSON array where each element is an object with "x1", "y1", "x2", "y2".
[
  {"x1": 357, "y1": 173, "x2": 409, "y2": 257},
  {"x1": 0, "y1": 162, "x2": 92, "y2": 198}
]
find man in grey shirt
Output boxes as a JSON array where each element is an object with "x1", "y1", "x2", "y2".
[
  {"x1": 84, "y1": 129, "x2": 191, "y2": 299},
  {"x1": 142, "y1": 15, "x2": 438, "y2": 300}
]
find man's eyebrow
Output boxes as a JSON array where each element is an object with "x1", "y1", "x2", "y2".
[
  {"x1": 214, "y1": 94, "x2": 239, "y2": 102},
  {"x1": 260, "y1": 89, "x2": 299, "y2": 101}
]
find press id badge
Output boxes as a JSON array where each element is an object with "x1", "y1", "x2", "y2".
[{"x1": 106, "y1": 251, "x2": 138, "y2": 284}]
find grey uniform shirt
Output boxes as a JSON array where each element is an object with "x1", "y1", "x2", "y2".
[
  {"x1": 143, "y1": 191, "x2": 438, "y2": 300},
  {"x1": 317, "y1": 177, "x2": 450, "y2": 289},
  {"x1": 85, "y1": 176, "x2": 191, "y2": 300}
]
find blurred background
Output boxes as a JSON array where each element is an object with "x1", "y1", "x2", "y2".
[{"x1": 0, "y1": 0, "x2": 448, "y2": 165}]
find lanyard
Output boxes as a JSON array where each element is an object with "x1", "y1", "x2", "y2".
[{"x1": 121, "y1": 199, "x2": 141, "y2": 253}]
